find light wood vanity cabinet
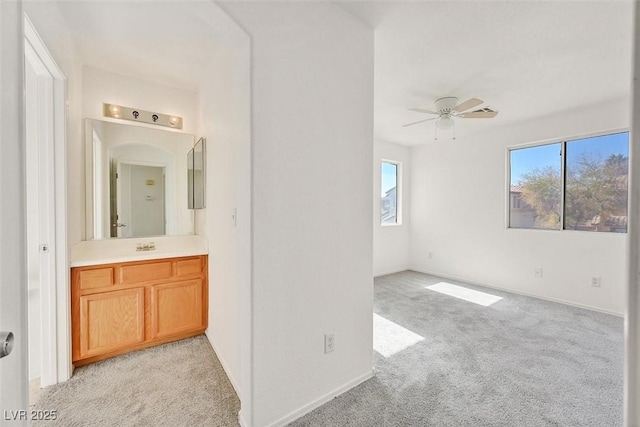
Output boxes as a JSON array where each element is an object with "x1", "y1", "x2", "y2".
[{"x1": 72, "y1": 255, "x2": 208, "y2": 366}]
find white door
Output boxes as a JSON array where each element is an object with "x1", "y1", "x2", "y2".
[
  {"x1": 25, "y1": 40, "x2": 43, "y2": 384},
  {"x1": 129, "y1": 164, "x2": 165, "y2": 237},
  {"x1": 1, "y1": 0, "x2": 29, "y2": 423},
  {"x1": 117, "y1": 163, "x2": 165, "y2": 238}
]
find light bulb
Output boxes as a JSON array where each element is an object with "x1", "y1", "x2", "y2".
[
  {"x1": 169, "y1": 116, "x2": 179, "y2": 126},
  {"x1": 109, "y1": 104, "x2": 120, "y2": 117},
  {"x1": 438, "y1": 116, "x2": 454, "y2": 129}
]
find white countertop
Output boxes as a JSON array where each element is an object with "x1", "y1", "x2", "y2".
[{"x1": 70, "y1": 235, "x2": 208, "y2": 267}]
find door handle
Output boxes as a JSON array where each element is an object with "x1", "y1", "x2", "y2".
[
  {"x1": 0, "y1": 331, "x2": 14, "y2": 359},
  {"x1": 112, "y1": 223, "x2": 127, "y2": 228}
]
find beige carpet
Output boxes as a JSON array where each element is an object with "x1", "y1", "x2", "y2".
[
  {"x1": 292, "y1": 271, "x2": 624, "y2": 426},
  {"x1": 32, "y1": 335, "x2": 240, "y2": 427}
]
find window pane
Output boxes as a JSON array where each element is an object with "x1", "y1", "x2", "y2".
[
  {"x1": 381, "y1": 162, "x2": 398, "y2": 225},
  {"x1": 509, "y1": 143, "x2": 562, "y2": 230},
  {"x1": 564, "y1": 132, "x2": 628, "y2": 232}
]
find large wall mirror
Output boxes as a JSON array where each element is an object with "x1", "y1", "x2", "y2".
[{"x1": 85, "y1": 119, "x2": 195, "y2": 239}]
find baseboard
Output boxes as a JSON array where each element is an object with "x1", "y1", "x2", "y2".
[
  {"x1": 374, "y1": 268, "x2": 411, "y2": 278},
  {"x1": 238, "y1": 410, "x2": 249, "y2": 427},
  {"x1": 410, "y1": 268, "x2": 624, "y2": 317},
  {"x1": 266, "y1": 369, "x2": 375, "y2": 427},
  {"x1": 204, "y1": 330, "x2": 244, "y2": 399}
]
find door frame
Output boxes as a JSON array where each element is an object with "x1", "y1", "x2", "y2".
[{"x1": 24, "y1": 14, "x2": 70, "y2": 385}]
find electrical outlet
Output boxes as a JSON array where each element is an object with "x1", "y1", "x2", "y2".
[
  {"x1": 428, "y1": 252, "x2": 433, "y2": 259},
  {"x1": 324, "y1": 333, "x2": 335, "y2": 354},
  {"x1": 534, "y1": 268, "x2": 543, "y2": 279},
  {"x1": 591, "y1": 276, "x2": 601, "y2": 287}
]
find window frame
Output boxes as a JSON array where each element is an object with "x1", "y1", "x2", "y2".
[
  {"x1": 506, "y1": 129, "x2": 629, "y2": 233},
  {"x1": 380, "y1": 159, "x2": 402, "y2": 226}
]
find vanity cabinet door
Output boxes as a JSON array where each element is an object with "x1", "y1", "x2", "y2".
[
  {"x1": 78, "y1": 287, "x2": 145, "y2": 359},
  {"x1": 150, "y1": 279, "x2": 203, "y2": 339}
]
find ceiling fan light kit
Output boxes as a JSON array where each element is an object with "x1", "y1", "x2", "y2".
[
  {"x1": 437, "y1": 116, "x2": 454, "y2": 129},
  {"x1": 404, "y1": 96, "x2": 498, "y2": 140}
]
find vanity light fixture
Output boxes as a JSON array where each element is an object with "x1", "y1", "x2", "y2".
[
  {"x1": 103, "y1": 103, "x2": 183, "y2": 129},
  {"x1": 108, "y1": 104, "x2": 120, "y2": 117}
]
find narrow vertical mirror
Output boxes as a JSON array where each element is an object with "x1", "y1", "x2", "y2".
[
  {"x1": 189, "y1": 138, "x2": 206, "y2": 209},
  {"x1": 188, "y1": 147, "x2": 195, "y2": 209}
]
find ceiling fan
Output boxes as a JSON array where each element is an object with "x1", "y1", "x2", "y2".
[{"x1": 403, "y1": 97, "x2": 498, "y2": 133}]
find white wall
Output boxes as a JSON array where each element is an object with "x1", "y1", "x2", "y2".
[
  {"x1": 374, "y1": 140, "x2": 411, "y2": 276},
  {"x1": 0, "y1": 0, "x2": 28, "y2": 412},
  {"x1": 223, "y1": 3, "x2": 374, "y2": 426},
  {"x1": 410, "y1": 99, "x2": 629, "y2": 315},
  {"x1": 82, "y1": 67, "x2": 198, "y2": 133},
  {"x1": 189, "y1": 1, "x2": 253, "y2": 424}
]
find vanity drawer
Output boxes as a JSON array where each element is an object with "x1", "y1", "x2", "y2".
[
  {"x1": 176, "y1": 258, "x2": 202, "y2": 277},
  {"x1": 120, "y1": 260, "x2": 173, "y2": 284},
  {"x1": 78, "y1": 267, "x2": 115, "y2": 290}
]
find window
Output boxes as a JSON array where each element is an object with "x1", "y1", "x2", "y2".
[
  {"x1": 564, "y1": 133, "x2": 628, "y2": 232},
  {"x1": 381, "y1": 161, "x2": 400, "y2": 225},
  {"x1": 509, "y1": 143, "x2": 561, "y2": 230},
  {"x1": 509, "y1": 132, "x2": 628, "y2": 233}
]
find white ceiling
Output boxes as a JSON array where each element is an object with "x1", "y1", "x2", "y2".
[
  {"x1": 339, "y1": 0, "x2": 634, "y2": 146},
  {"x1": 54, "y1": 1, "x2": 633, "y2": 145},
  {"x1": 55, "y1": 1, "x2": 223, "y2": 93}
]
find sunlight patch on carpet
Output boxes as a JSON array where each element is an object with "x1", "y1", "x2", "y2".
[
  {"x1": 426, "y1": 282, "x2": 503, "y2": 307},
  {"x1": 373, "y1": 313, "x2": 424, "y2": 358}
]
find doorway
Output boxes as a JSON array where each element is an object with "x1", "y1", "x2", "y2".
[{"x1": 23, "y1": 15, "x2": 70, "y2": 393}]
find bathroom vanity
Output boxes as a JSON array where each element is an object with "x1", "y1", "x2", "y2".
[{"x1": 70, "y1": 239, "x2": 208, "y2": 366}]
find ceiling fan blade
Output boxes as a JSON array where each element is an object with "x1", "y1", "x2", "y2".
[
  {"x1": 459, "y1": 110, "x2": 498, "y2": 118},
  {"x1": 453, "y1": 98, "x2": 483, "y2": 113},
  {"x1": 402, "y1": 117, "x2": 438, "y2": 127},
  {"x1": 409, "y1": 108, "x2": 438, "y2": 115}
]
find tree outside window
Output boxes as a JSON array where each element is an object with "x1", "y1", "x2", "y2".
[{"x1": 509, "y1": 132, "x2": 628, "y2": 233}]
